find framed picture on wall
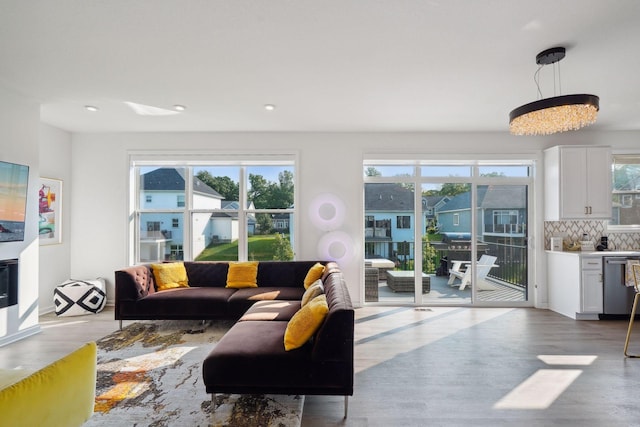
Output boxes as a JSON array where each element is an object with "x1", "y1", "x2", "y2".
[{"x1": 39, "y1": 177, "x2": 62, "y2": 245}]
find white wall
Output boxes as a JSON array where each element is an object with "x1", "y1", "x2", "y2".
[
  {"x1": 0, "y1": 84, "x2": 41, "y2": 346},
  {"x1": 38, "y1": 124, "x2": 72, "y2": 313},
  {"x1": 69, "y1": 130, "x2": 640, "y2": 307}
]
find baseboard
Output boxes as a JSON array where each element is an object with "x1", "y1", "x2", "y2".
[
  {"x1": 0, "y1": 325, "x2": 41, "y2": 348},
  {"x1": 39, "y1": 302, "x2": 114, "y2": 316},
  {"x1": 39, "y1": 304, "x2": 55, "y2": 315}
]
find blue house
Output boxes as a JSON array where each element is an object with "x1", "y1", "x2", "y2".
[{"x1": 364, "y1": 183, "x2": 417, "y2": 262}]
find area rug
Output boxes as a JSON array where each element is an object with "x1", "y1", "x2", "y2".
[{"x1": 84, "y1": 320, "x2": 305, "y2": 427}]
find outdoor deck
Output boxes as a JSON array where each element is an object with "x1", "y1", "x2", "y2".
[{"x1": 370, "y1": 273, "x2": 526, "y2": 304}]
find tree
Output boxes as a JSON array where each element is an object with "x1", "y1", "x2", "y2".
[
  {"x1": 480, "y1": 171, "x2": 506, "y2": 177},
  {"x1": 422, "y1": 234, "x2": 437, "y2": 274},
  {"x1": 268, "y1": 170, "x2": 294, "y2": 208},
  {"x1": 195, "y1": 171, "x2": 239, "y2": 201},
  {"x1": 249, "y1": 171, "x2": 294, "y2": 209},
  {"x1": 248, "y1": 174, "x2": 270, "y2": 208},
  {"x1": 365, "y1": 167, "x2": 381, "y2": 177},
  {"x1": 426, "y1": 218, "x2": 439, "y2": 234},
  {"x1": 256, "y1": 213, "x2": 273, "y2": 235},
  {"x1": 438, "y1": 182, "x2": 470, "y2": 196},
  {"x1": 273, "y1": 233, "x2": 294, "y2": 260}
]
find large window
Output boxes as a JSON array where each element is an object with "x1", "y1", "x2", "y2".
[
  {"x1": 131, "y1": 158, "x2": 295, "y2": 263},
  {"x1": 610, "y1": 154, "x2": 640, "y2": 229}
]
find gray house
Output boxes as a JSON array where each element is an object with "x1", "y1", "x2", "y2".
[{"x1": 437, "y1": 185, "x2": 527, "y2": 243}]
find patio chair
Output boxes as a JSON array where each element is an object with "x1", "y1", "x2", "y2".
[
  {"x1": 447, "y1": 254, "x2": 498, "y2": 291},
  {"x1": 624, "y1": 263, "x2": 640, "y2": 358}
]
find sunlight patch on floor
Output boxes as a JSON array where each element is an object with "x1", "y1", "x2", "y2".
[
  {"x1": 493, "y1": 369, "x2": 582, "y2": 409},
  {"x1": 354, "y1": 306, "x2": 515, "y2": 373},
  {"x1": 537, "y1": 355, "x2": 597, "y2": 365}
]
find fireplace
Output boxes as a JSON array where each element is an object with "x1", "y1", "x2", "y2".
[{"x1": 0, "y1": 259, "x2": 18, "y2": 309}]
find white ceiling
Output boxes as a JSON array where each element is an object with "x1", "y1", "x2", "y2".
[{"x1": 1, "y1": 0, "x2": 639, "y2": 133}]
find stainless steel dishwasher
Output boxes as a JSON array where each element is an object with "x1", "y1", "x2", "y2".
[{"x1": 602, "y1": 256, "x2": 638, "y2": 317}]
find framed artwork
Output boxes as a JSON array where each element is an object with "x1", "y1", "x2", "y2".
[{"x1": 39, "y1": 178, "x2": 62, "y2": 245}]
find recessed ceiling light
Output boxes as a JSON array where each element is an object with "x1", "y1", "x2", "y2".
[
  {"x1": 173, "y1": 105, "x2": 186, "y2": 111},
  {"x1": 264, "y1": 104, "x2": 276, "y2": 111},
  {"x1": 85, "y1": 105, "x2": 99, "y2": 112}
]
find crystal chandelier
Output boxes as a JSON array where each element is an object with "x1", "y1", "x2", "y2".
[{"x1": 509, "y1": 47, "x2": 599, "y2": 136}]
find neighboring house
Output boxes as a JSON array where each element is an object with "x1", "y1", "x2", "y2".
[
  {"x1": 436, "y1": 185, "x2": 527, "y2": 244},
  {"x1": 612, "y1": 188, "x2": 640, "y2": 226},
  {"x1": 271, "y1": 212, "x2": 291, "y2": 233},
  {"x1": 436, "y1": 191, "x2": 472, "y2": 234},
  {"x1": 422, "y1": 195, "x2": 450, "y2": 230},
  {"x1": 211, "y1": 201, "x2": 257, "y2": 239},
  {"x1": 364, "y1": 183, "x2": 415, "y2": 261}
]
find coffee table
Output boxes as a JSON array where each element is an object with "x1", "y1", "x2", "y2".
[{"x1": 385, "y1": 270, "x2": 430, "y2": 293}]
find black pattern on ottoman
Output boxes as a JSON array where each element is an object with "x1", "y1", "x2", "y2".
[{"x1": 54, "y1": 279, "x2": 107, "y2": 316}]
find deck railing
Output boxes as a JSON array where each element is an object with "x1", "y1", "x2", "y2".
[{"x1": 366, "y1": 239, "x2": 527, "y2": 289}]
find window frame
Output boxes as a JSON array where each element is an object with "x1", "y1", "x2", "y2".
[
  {"x1": 363, "y1": 158, "x2": 535, "y2": 307},
  {"x1": 608, "y1": 152, "x2": 640, "y2": 232},
  {"x1": 397, "y1": 215, "x2": 411, "y2": 229},
  {"x1": 129, "y1": 152, "x2": 297, "y2": 264}
]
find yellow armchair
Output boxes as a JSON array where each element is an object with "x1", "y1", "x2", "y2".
[{"x1": 0, "y1": 342, "x2": 97, "y2": 427}]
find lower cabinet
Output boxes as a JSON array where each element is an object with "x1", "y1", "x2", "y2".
[
  {"x1": 548, "y1": 252, "x2": 602, "y2": 320},
  {"x1": 581, "y1": 257, "x2": 603, "y2": 314}
]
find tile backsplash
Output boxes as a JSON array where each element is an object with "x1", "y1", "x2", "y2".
[{"x1": 543, "y1": 220, "x2": 640, "y2": 251}]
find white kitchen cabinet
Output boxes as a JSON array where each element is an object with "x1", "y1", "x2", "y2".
[
  {"x1": 581, "y1": 257, "x2": 603, "y2": 314},
  {"x1": 544, "y1": 145, "x2": 611, "y2": 220},
  {"x1": 547, "y1": 252, "x2": 602, "y2": 319}
]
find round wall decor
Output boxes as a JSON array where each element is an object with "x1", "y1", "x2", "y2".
[
  {"x1": 317, "y1": 230, "x2": 354, "y2": 264},
  {"x1": 308, "y1": 193, "x2": 346, "y2": 231}
]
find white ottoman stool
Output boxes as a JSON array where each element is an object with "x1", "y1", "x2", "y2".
[{"x1": 53, "y1": 278, "x2": 107, "y2": 316}]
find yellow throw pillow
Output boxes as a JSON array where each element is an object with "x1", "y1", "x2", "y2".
[
  {"x1": 226, "y1": 261, "x2": 259, "y2": 289},
  {"x1": 301, "y1": 279, "x2": 324, "y2": 307},
  {"x1": 304, "y1": 262, "x2": 325, "y2": 289},
  {"x1": 284, "y1": 294, "x2": 329, "y2": 351},
  {"x1": 151, "y1": 262, "x2": 189, "y2": 291}
]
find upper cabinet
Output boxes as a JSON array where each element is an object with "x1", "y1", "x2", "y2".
[{"x1": 544, "y1": 145, "x2": 612, "y2": 220}]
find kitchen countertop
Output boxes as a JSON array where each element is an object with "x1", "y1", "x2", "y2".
[{"x1": 546, "y1": 250, "x2": 640, "y2": 256}]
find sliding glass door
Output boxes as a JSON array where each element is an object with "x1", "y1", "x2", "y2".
[{"x1": 364, "y1": 161, "x2": 532, "y2": 306}]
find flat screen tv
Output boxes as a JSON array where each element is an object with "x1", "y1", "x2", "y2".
[{"x1": 0, "y1": 160, "x2": 29, "y2": 242}]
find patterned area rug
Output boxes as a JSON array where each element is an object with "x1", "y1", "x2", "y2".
[{"x1": 84, "y1": 320, "x2": 305, "y2": 427}]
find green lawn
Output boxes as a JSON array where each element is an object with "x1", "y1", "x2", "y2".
[{"x1": 196, "y1": 234, "x2": 282, "y2": 261}]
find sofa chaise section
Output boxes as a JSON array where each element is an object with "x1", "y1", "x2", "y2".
[{"x1": 202, "y1": 266, "x2": 354, "y2": 417}]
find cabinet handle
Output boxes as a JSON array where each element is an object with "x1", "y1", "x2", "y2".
[
  {"x1": 585, "y1": 206, "x2": 588, "y2": 215},
  {"x1": 589, "y1": 206, "x2": 592, "y2": 214}
]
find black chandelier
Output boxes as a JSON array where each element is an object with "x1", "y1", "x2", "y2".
[{"x1": 509, "y1": 47, "x2": 599, "y2": 136}]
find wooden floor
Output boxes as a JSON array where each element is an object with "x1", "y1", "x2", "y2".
[{"x1": 2, "y1": 306, "x2": 640, "y2": 426}]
